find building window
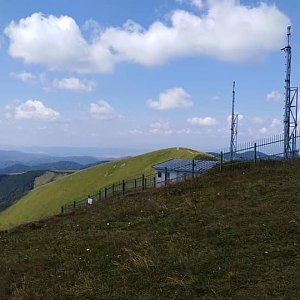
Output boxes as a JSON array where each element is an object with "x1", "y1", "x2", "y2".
[{"x1": 158, "y1": 172, "x2": 162, "y2": 178}]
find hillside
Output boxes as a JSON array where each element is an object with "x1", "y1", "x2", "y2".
[
  {"x1": 0, "y1": 160, "x2": 299, "y2": 299},
  {"x1": 0, "y1": 171, "x2": 45, "y2": 212},
  {"x1": 0, "y1": 147, "x2": 207, "y2": 229},
  {"x1": 0, "y1": 171, "x2": 71, "y2": 213}
]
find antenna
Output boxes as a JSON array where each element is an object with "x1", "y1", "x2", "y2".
[
  {"x1": 230, "y1": 81, "x2": 238, "y2": 160},
  {"x1": 282, "y1": 26, "x2": 298, "y2": 158}
]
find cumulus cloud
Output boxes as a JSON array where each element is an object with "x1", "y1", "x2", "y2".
[
  {"x1": 187, "y1": 116, "x2": 217, "y2": 126},
  {"x1": 53, "y1": 77, "x2": 95, "y2": 92},
  {"x1": 147, "y1": 87, "x2": 192, "y2": 110},
  {"x1": 266, "y1": 90, "x2": 284, "y2": 102},
  {"x1": 5, "y1": 13, "x2": 114, "y2": 73},
  {"x1": 90, "y1": 100, "x2": 120, "y2": 120},
  {"x1": 5, "y1": 100, "x2": 59, "y2": 121},
  {"x1": 4, "y1": 2, "x2": 289, "y2": 73}
]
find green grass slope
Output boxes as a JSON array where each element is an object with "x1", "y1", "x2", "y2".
[
  {"x1": 0, "y1": 170, "x2": 45, "y2": 212},
  {"x1": 33, "y1": 171, "x2": 72, "y2": 188},
  {"x1": 0, "y1": 147, "x2": 206, "y2": 229},
  {"x1": 0, "y1": 160, "x2": 299, "y2": 299}
]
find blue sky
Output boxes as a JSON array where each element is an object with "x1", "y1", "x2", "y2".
[{"x1": 0, "y1": 0, "x2": 299, "y2": 155}]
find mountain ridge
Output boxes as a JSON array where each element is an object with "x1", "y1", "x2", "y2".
[
  {"x1": 0, "y1": 149, "x2": 103, "y2": 169},
  {"x1": 0, "y1": 147, "x2": 209, "y2": 229}
]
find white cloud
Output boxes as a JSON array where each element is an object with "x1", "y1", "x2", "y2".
[
  {"x1": 90, "y1": 100, "x2": 120, "y2": 120},
  {"x1": 5, "y1": 13, "x2": 114, "y2": 73},
  {"x1": 53, "y1": 77, "x2": 95, "y2": 92},
  {"x1": 5, "y1": 100, "x2": 59, "y2": 121},
  {"x1": 266, "y1": 90, "x2": 284, "y2": 102},
  {"x1": 187, "y1": 116, "x2": 217, "y2": 126},
  {"x1": 5, "y1": 3, "x2": 289, "y2": 73},
  {"x1": 149, "y1": 122, "x2": 173, "y2": 135},
  {"x1": 10, "y1": 71, "x2": 36, "y2": 83},
  {"x1": 147, "y1": 87, "x2": 192, "y2": 110}
]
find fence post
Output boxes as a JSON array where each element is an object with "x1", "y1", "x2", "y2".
[
  {"x1": 122, "y1": 180, "x2": 125, "y2": 195},
  {"x1": 254, "y1": 142, "x2": 257, "y2": 165},
  {"x1": 98, "y1": 190, "x2": 101, "y2": 201},
  {"x1": 105, "y1": 187, "x2": 107, "y2": 199},
  {"x1": 220, "y1": 151, "x2": 223, "y2": 171},
  {"x1": 112, "y1": 184, "x2": 115, "y2": 195},
  {"x1": 165, "y1": 167, "x2": 168, "y2": 186},
  {"x1": 142, "y1": 174, "x2": 145, "y2": 190},
  {"x1": 134, "y1": 179, "x2": 137, "y2": 191},
  {"x1": 61, "y1": 206, "x2": 64, "y2": 214},
  {"x1": 192, "y1": 159, "x2": 195, "y2": 178},
  {"x1": 154, "y1": 176, "x2": 156, "y2": 188},
  {"x1": 73, "y1": 200, "x2": 76, "y2": 208}
]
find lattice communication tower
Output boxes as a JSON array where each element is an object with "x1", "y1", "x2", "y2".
[
  {"x1": 230, "y1": 81, "x2": 238, "y2": 160},
  {"x1": 282, "y1": 26, "x2": 298, "y2": 158}
]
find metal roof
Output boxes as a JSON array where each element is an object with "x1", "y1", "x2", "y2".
[{"x1": 152, "y1": 159, "x2": 218, "y2": 173}]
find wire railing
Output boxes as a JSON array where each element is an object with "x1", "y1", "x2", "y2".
[
  {"x1": 61, "y1": 131, "x2": 300, "y2": 214},
  {"x1": 60, "y1": 160, "x2": 218, "y2": 214},
  {"x1": 218, "y1": 131, "x2": 300, "y2": 169}
]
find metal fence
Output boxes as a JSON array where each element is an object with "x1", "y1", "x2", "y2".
[
  {"x1": 218, "y1": 131, "x2": 300, "y2": 169},
  {"x1": 61, "y1": 131, "x2": 300, "y2": 214},
  {"x1": 60, "y1": 159, "x2": 218, "y2": 214}
]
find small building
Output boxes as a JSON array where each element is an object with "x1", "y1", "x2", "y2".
[{"x1": 152, "y1": 158, "x2": 218, "y2": 186}]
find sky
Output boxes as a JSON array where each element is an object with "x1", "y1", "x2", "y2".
[{"x1": 0, "y1": 0, "x2": 299, "y2": 156}]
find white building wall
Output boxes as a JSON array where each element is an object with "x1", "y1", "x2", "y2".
[{"x1": 155, "y1": 170, "x2": 188, "y2": 186}]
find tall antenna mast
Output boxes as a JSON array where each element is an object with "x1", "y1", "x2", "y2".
[
  {"x1": 282, "y1": 26, "x2": 298, "y2": 158},
  {"x1": 230, "y1": 81, "x2": 238, "y2": 160}
]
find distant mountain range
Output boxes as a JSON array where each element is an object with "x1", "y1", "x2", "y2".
[
  {"x1": 0, "y1": 149, "x2": 110, "y2": 174},
  {"x1": 0, "y1": 149, "x2": 112, "y2": 211}
]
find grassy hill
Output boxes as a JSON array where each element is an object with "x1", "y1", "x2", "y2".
[
  {"x1": 33, "y1": 171, "x2": 73, "y2": 188},
  {"x1": 0, "y1": 170, "x2": 45, "y2": 212},
  {"x1": 0, "y1": 147, "x2": 207, "y2": 229},
  {"x1": 0, "y1": 160, "x2": 299, "y2": 299},
  {"x1": 0, "y1": 170, "x2": 71, "y2": 213}
]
